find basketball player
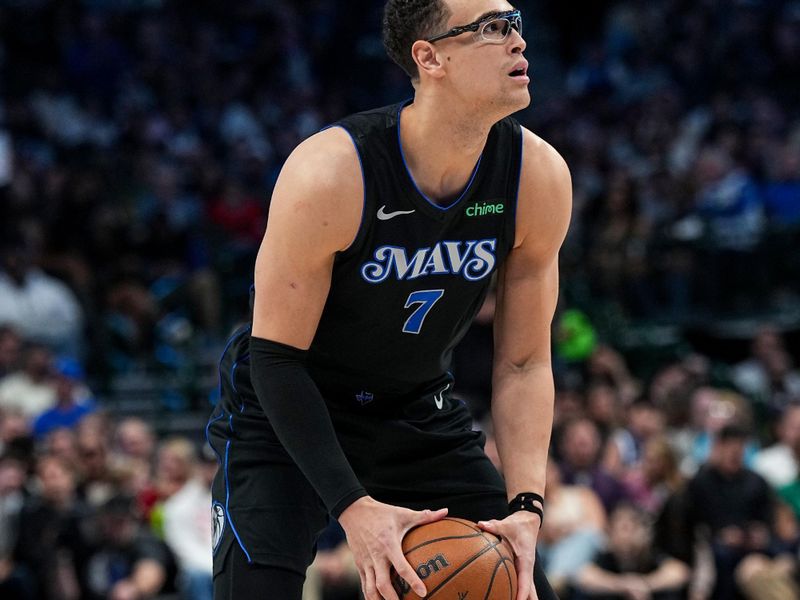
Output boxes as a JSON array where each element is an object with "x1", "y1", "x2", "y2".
[{"x1": 206, "y1": 1, "x2": 571, "y2": 599}]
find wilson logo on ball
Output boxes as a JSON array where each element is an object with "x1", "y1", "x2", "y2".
[{"x1": 416, "y1": 553, "x2": 450, "y2": 579}]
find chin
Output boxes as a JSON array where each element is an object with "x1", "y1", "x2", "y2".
[{"x1": 496, "y1": 88, "x2": 530, "y2": 117}]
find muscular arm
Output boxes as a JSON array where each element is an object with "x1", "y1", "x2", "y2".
[
  {"x1": 251, "y1": 127, "x2": 449, "y2": 600},
  {"x1": 249, "y1": 127, "x2": 366, "y2": 516},
  {"x1": 491, "y1": 129, "x2": 572, "y2": 501}
]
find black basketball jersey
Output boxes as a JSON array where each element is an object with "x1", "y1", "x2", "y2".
[{"x1": 305, "y1": 100, "x2": 523, "y2": 400}]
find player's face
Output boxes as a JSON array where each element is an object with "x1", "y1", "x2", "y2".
[{"x1": 431, "y1": 0, "x2": 530, "y2": 115}]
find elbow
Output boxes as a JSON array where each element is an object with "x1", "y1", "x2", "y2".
[{"x1": 494, "y1": 355, "x2": 552, "y2": 378}]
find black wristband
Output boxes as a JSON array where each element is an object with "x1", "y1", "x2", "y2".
[{"x1": 508, "y1": 492, "x2": 544, "y2": 524}]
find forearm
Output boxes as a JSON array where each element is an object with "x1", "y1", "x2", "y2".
[
  {"x1": 575, "y1": 564, "x2": 627, "y2": 594},
  {"x1": 250, "y1": 336, "x2": 367, "y2": 517},
  {"x1": 644, "y1": 559, "x2": 691, "y2": 592},
  {"x1": 491, "y1": 363, "x2": 554, "y2": 499},
  {"x1": 129, "y1": 560, "x2": 166, "y2": 597}
]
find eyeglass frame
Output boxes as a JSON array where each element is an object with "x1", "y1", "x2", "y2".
[{"x1": 425, "y1": 9, "x2": 522, "y2": 44}]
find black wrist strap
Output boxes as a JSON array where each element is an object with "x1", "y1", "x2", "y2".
[{"x1": 508, "y1": 492, "x2": 544, "y2": 525}]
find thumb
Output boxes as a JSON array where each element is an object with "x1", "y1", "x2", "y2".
[{"x1": 477, "y1": 519, "x2": 499, "y2": 531}]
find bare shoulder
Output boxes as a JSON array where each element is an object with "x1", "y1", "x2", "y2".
[
  {"x1": 269, "y1": 126, "x2": 364, "y2": 252},
  {"x1": 514, "y1": 127, "x2": 573, "y2": 255}
]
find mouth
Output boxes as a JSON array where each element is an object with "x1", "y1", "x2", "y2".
[{"x1": 508, "y1": 62, "x2": 529, "y2": 79}]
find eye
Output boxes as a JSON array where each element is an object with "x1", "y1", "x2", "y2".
[{"x1": 482, "y1": 20, "x2": 505, "y2": 35}]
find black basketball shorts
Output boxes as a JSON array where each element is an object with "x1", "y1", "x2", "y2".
[{"x1": 206, "y1": 328, "x2": 555, "y2": 598}]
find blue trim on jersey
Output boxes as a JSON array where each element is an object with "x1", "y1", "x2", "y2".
[
  {"x1": 514, "y1": 123, "x2": 524, "y2": 218},
  {"x1": 224, "y1": 439, "x2": 253, "y2": 563},
  {"x1": 396, "y1": 100, "x2": 484, "y2": 211},
  {"x1": 217, "y1": 325, "x2": 252, "y2": 404},
  {"x1": 231, "y1": 353, "x2": 250, "y2": 412},
  {"x1": 205, "y1": 410, "x2": 226, "y2": 464},
  {"x1": 228, "y1": 413, "x2": 234, "y2": 432},
  {"x1": 321, "y1": 124, "x2": 366, "y2": 251}
]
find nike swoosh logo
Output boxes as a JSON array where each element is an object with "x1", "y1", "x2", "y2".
[
  {"x1": 377, "y1": 205, "x2": 416, "y2": 221},
  {"x1": 434, "y1": 383, "x2": 450, "y2": 410}
]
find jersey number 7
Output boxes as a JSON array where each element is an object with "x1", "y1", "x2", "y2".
[{"x1": 402, "y1": 290, "x2": 445, "y2": 335}]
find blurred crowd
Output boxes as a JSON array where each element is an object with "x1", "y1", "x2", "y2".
[{"x1": 1, "y1": 0, "x2": 799, "y2": 599}]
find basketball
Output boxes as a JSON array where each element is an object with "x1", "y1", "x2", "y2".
[{"x1": 391, "y1": 517, "x2": 518, "y2": 600}]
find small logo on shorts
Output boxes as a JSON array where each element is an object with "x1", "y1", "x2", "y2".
[
  {"x1": 356, "y1": 391, "x2": 374, "y2": 405},
  {"x1": 212, "y1": 502, "x2": 226, "y2": 554}
]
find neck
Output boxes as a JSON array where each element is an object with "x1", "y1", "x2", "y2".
[{"x1": 399, "y1": 92, "x2": 497, "y2": 204}]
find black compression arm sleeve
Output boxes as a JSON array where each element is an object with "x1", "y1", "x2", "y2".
[{"x1": 248, "y1": 336, "x2": 368, "y2": 518}]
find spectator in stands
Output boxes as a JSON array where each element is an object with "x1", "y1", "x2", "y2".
[
  {"x1": 693, "y1": 147, "x2": 765, "y2": 254},
  {"x1": 733, "y1": 327, "x2": 800, "y2": 410},
  {"x1": 680, "y1": 387, "x2": 757, "y2": 477},
  {"x1": 574, "y1": 503, "x2": 690, "y2": 600},
  {"x1": 586, "y1": 382, "x2": 623, "y2": 442},
  {"x1": 553, "y1": 384, "x2": 587, "y2": 433},
  {"x1": 11, "y1": 454, "x2": 90, "y2": 599},
  {"x1": 559, "y1": 417, "x2": 629, "y2": 513},
  {"x1": 0, "y1": 236, "x2": 84, "y2": 357},
  {"x1": 43, "y1": 427, "x2": 81, "y2": 468},
  {"x1": 81, "y1": 494, "x2": 178, "y2": 600},
  {"x1": 75, "y1": 425, "x2": 115, "y2": 508},
  {"x1": 102, "y1": 280, "x2": 159, "y2": 372},
  {"x1": 586, "y1": 346, "x2": 641, "y2": 407},
  {"x1": 0, "y1": 409, "x2": 33, "y2": 458},
  {"x1": 0, "y1": 327, "x2": 22, "y2": 378},
  {"x1": 763, "y1": 142, "x2": 800, "y2": 227},
  {"x1": 0, "y1": 451, "x2": 27, "y2": 597},
  {"x1": 114, "y1": 417, "x2": 156, "y2": 464},
  {"x1": 539, "y1": 460, "x2": 607, "y2": 594},
  {"x1": 32, "y1": 357, "x2": 95, "y2": 439},
  {"x1": 111, "y1": 418, "x2": 158, "y2": 518},
  {"x1": 624, "y1": 435, "x2": 685, "y2": 517},
  {"x1": 159, "y1": 440, "x2": 214, "y2": 600},
  {"x1": 774, "y1": 421, "x2": 800, "y2": 521},
  {"x1": 605, "y1": 400, "x2": 666, "y2": 479},
  {"x1": 753, "y1": 403, "x2": 800, "y2": 489},
  {"x1": 0, "y1": 344, "x2": 56, "y2": 421},
  {"x1": 153, "y1": 438, "x2": 195, "y2": 501},
  {"x1": 583, "y1": 170, "x2": 655, "y2": 317},
  {"x1": 686, "y1": 424, "x2": 776, "y2": 599}
]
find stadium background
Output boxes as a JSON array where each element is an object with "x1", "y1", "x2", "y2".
[{"x1": 0, "y1": 0, "x2": 799, "y2": 598}]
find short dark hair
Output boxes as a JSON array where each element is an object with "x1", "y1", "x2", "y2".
[
  {"x1": 718, "y1": 423, "x2": 749, "y2": 442},
  {"x1": 383, "y1": 0, "x2": 451, "y2": 79}
]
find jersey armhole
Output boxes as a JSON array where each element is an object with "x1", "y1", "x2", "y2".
[
  {"x1": 513, "y1": 121, "x2": 524, "y2": 219},
  {"x1": 319, "y1": 124, "x2": 367, "y2": 254}
]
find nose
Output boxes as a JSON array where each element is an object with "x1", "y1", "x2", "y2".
[{"x1": 508, "y1": 27, "x2": 526, "y2": 53}]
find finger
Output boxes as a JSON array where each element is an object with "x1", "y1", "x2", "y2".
[
  {"x1": 356, "y1": 566, "x2": 367, "y2": 599},
  {"x1": 516, "y1": 574, "x2": 531, "y2": 600},
  {"x1": 374, "y1": 560, "x2": 401, "y2": 600},
  {"x1": 515, "y1": 558, "x2": 534, "y2": 600},
  {"x1": 408, "y1": 507, "x2": 448, "y2": 527},
  {"x1": 364, "y1": 563, "x2": 379, "y2": 600},
  {"x1": 388, "y1": 544, "x2": 428, "y2": 598}
]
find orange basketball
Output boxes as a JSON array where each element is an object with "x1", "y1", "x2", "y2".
[{"x1": 391, "y1": 517, "x2": 517, "y2": 600}]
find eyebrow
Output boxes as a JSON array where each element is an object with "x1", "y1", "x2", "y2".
[{"x1": 471, "y1": 7, "x2": 516, "y2": 24}]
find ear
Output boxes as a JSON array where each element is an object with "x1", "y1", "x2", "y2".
[{"x1": 411, "y1": 40, "x2": 446, "y2": 79}]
